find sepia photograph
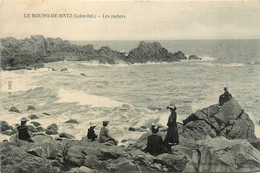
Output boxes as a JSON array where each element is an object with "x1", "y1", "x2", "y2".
[{"x1": 0, "y1": 0, "x2": 260, "y2": 172}]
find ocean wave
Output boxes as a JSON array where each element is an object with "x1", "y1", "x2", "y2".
[
  {"x1": 56, "y1": 88, "x2": 124, "y2": 107},
  {"x1": 200, "y1": 56, "x2": 215, "y2": 61},
  {"x1": 223, "y1": 63, "x2": 245, "y2": 67}
]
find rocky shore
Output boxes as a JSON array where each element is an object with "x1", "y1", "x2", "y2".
[
  {"x1": 1, "y1": 98, "x2": 260, "y2": 172},
  {"x1": 1, "y1": 35, "x2": 201, "y2": 70}
]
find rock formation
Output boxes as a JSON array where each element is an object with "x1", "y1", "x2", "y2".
[
  {"x1": 125, "y1": 41, "x2": 185, "y2": 63},
  {"x1": 183, "y1": 98, "x2": 256, "y2": 139},
  {"x1": 1, "y1": 35, "x2": 200, "y2": 70}
]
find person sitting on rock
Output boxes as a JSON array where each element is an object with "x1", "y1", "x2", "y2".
[
  {"x1": 219, "y1": 87, "x2": 232, "y2": 106},
  {"x1": 17, "y1": 117, "x2": 34, "y2": 143},
  {"x1": 144, "y1": 124, "x2": 171, "y2": 156},
  {"x1": 99, "y1": 121, "x2": 118, "y2": 145},
  {"x1": 87, "y1": 123, "x2": 98, "y2": 141}
]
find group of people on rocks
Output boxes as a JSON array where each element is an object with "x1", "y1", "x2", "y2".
[
  {"x1": 16, "y1": 117, "x2": 118, "y2": 145},
  {"x1": 144, "y1": 104, "x2": 179, "y2": 156},
  {"x1": 16, "y1": 87, "x2": 231, "y2": 156},
  {"x1": 144, "y1": 87, "x2": 232, "y2": 156},
  {"x1": 87, "y1": 120, "x2": 118, "y2": 145}
]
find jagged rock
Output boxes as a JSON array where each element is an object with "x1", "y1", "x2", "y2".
[
  {"x1": 128, "y1": 127, "x2": 136, "y2": 131},
  {"x1": 1, "y1": 36, "x2": 199, "y2": 69},
  {"x1": 60, "y1": 68, "x2": 68, "y2": 71},
  {"x1": 28, "y1": 114, "x2": 39, "y2": 120},
  {"x1": 65, "y1": 119, "x2": 79, "y2": 124},
  {"x1": 83, "y1": 154, "x2": 104, "y2": 170},
  {"x1": 47, "y1": 123, "x2": 58, "y2": 131},
  {"x1": 174, "y1": 51, "x2": 187, "y2": 60},
  {"x1": 154, "y1": 153, "x2": 188, "y2": 172},
  {"x1": 28, "y1": 134, "x2": 62, "y2": 159},
  {"x1": 30, "y1": 121, "x2": 41, "y2": 127},
  {"x1": 183, "y1": 98, "x2": 256, "y2": 139},
  {"x1": 184, "y1": 137, "x2": 260, "y2": 172},
  {"x1": 43, "y1": 112, "x2": 51, "y2": 116},
  {"x1": 59, "y1": 133, "x2": 75, "y2": 139},
  {"x1": 80, "y1": 73, "x2": 87, "y2": 77},
  {"x1": 9, "y1": 107, "x2": 20, "y2": 113},
  {"x1": 2, "y1": 129, "x2": 16, "y2": 136},
  {"x1": 46, "y1": 123, "x2": 58, "y2": 135},
  {"x1": 36, "y1": 126, "x2": 45, "y2": 132},
  {"x1": 1, "y1": 121, "x2": 10, "y2": 131},
  {"x1": 189, "y1": 55, "x2": 201, "y2": 60},
  {"x1": 0, "y1": 141, "x2": 63, "y2": 173},
  {"x1": 126, "y1": 41, "x2": 184, "y2": 64},
  {"x1": 247, "y1": 138, "x2": 260, "y2": 151},
  {"x1": 27, "y1": 105, "x2": 36, "y2": 111}
]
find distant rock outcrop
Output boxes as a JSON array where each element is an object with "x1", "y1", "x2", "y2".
[
  {"x1": 1, "y1": 35, "x2": 200, "y2": 70},
  {"x1": 188, "y1": 55, "x2": 201, "y2": 60},
  {"x1": 125, "y1": 41, "x2": 185, "y2": 63}
]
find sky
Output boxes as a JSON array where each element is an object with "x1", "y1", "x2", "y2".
[{"x1": 0, "y1": 0, "x2": 260, "y2": 40}]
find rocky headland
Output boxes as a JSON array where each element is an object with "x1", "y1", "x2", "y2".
[
  {"x1": 1, "y1": 35, "x2": 200, "y2": 70},
  {"x1": 1, "y1": 98, "x2": 260, "y2": 172}
]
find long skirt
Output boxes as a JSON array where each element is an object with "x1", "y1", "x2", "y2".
[{"x1": 164, "y1": 126, "x2": 179, "y2": 144}]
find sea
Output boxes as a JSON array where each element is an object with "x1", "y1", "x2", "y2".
[{"x1": 1, "y1": 39, "x2": 260, "y2": 144}]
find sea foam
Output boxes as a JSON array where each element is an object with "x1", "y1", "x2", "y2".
[{"x1": 56, "y1": 88, "x2": 123, "y2": 107}]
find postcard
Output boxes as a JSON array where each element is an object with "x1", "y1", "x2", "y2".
[{"x1": 1, "y1": 0, "x2": 260, "y2": 172}]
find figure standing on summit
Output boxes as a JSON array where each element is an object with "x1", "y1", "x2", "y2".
[
  {"x1": 164, "y1": 105, "x2": 179, "y2": 150},
  {"x1": 219, "y1": 87, "x2": 232, "y2": 106}
]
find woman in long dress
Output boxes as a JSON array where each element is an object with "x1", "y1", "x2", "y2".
[{"x1": 164, "y1": 105, "x2": 179, "y2": 148}]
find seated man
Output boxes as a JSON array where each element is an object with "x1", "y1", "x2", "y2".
[
  {"x1": 99, "y1": 121, "x2": 118, "y2": 145},
  {"x1": 17, "y1": 117, "x2": 34, "y2": 143},
  {"x1": 144, "y1": 124, "x2": 171, "y2": 156},
  {"x1": 87, "y1": 124, "x2": 98, "y2": 141},
  {"x1": 219, "y1": 87, "x2": 232, "y2": 106}
]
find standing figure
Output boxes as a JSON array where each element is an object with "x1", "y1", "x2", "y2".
[
  {"x1": 17, "y1": 117, "x2": 34, "y2": 143},
  {"x1": 87, "y1": 124, "x2": 98, "y2": 141},
  {"x1": 144, "y1": 124, "x2": 171, "y2": 156},
  {"x1": 99, "y1": 121, "x2": 118, "y2": 145},
  {"x1": 164, "y1": 105, "x2": 179, "y2": 149}
]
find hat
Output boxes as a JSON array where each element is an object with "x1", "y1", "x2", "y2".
[
  {"x1": 167, "y1": 104, "x2": 177, "y2": 110},
  {"x1": 224, "y1": 87, "x2": 228, "y2": 91},
  {"x1": 21, "y1": 117, "x2": 28, "y2": 122},
  {"x1": 103, "y1": 121, "x2": 109, "y2": 126},
  {"x1": 151, "y1": 124, "x2": 159, "y2": 133}
]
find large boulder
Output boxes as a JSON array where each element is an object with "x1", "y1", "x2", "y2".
[
  {"x1": 184, "y1": 137, "x2": 260, "y2": 172},
  {"x1": 9, "y1": 107, "x2": 21, "y2": 113},
  {"x1": 126, "y1": 41, "x2": 185, "y2": 64},
  {"x1": 65, "y1": 119, "x2": 79, "y2": 124},
  {"x1": 0, "y1": 141, "x2": 63, "y2": 173},
  {"x1": 28, "y1": 134, "x2": 62, "y2": 159},
  {"x1": 46, "y1": 123, "x2": 58, "y2": 135},
  {"x1": 183, "y1": 98, "x2": 256, "y2": 139},
  {"x1": 1, "y1": 121, "x2": 10, "y2": 131}
]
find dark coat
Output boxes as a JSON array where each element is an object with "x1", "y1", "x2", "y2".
[
  {"x1": 17, "y1": 125, "x2": 33, "y2": 142},
  {"x1": 219, "y1": 91, "x2": 232, "y2": 106},
  {"x1": 87, "y1": 128, "x2": 98, "y2": 141},
  {"x1": 144, "y1": 133, "x2": 170, "y2": 156},
  {"x1": 164, "y1": 111, "x2": 179, "y2": 144}
]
